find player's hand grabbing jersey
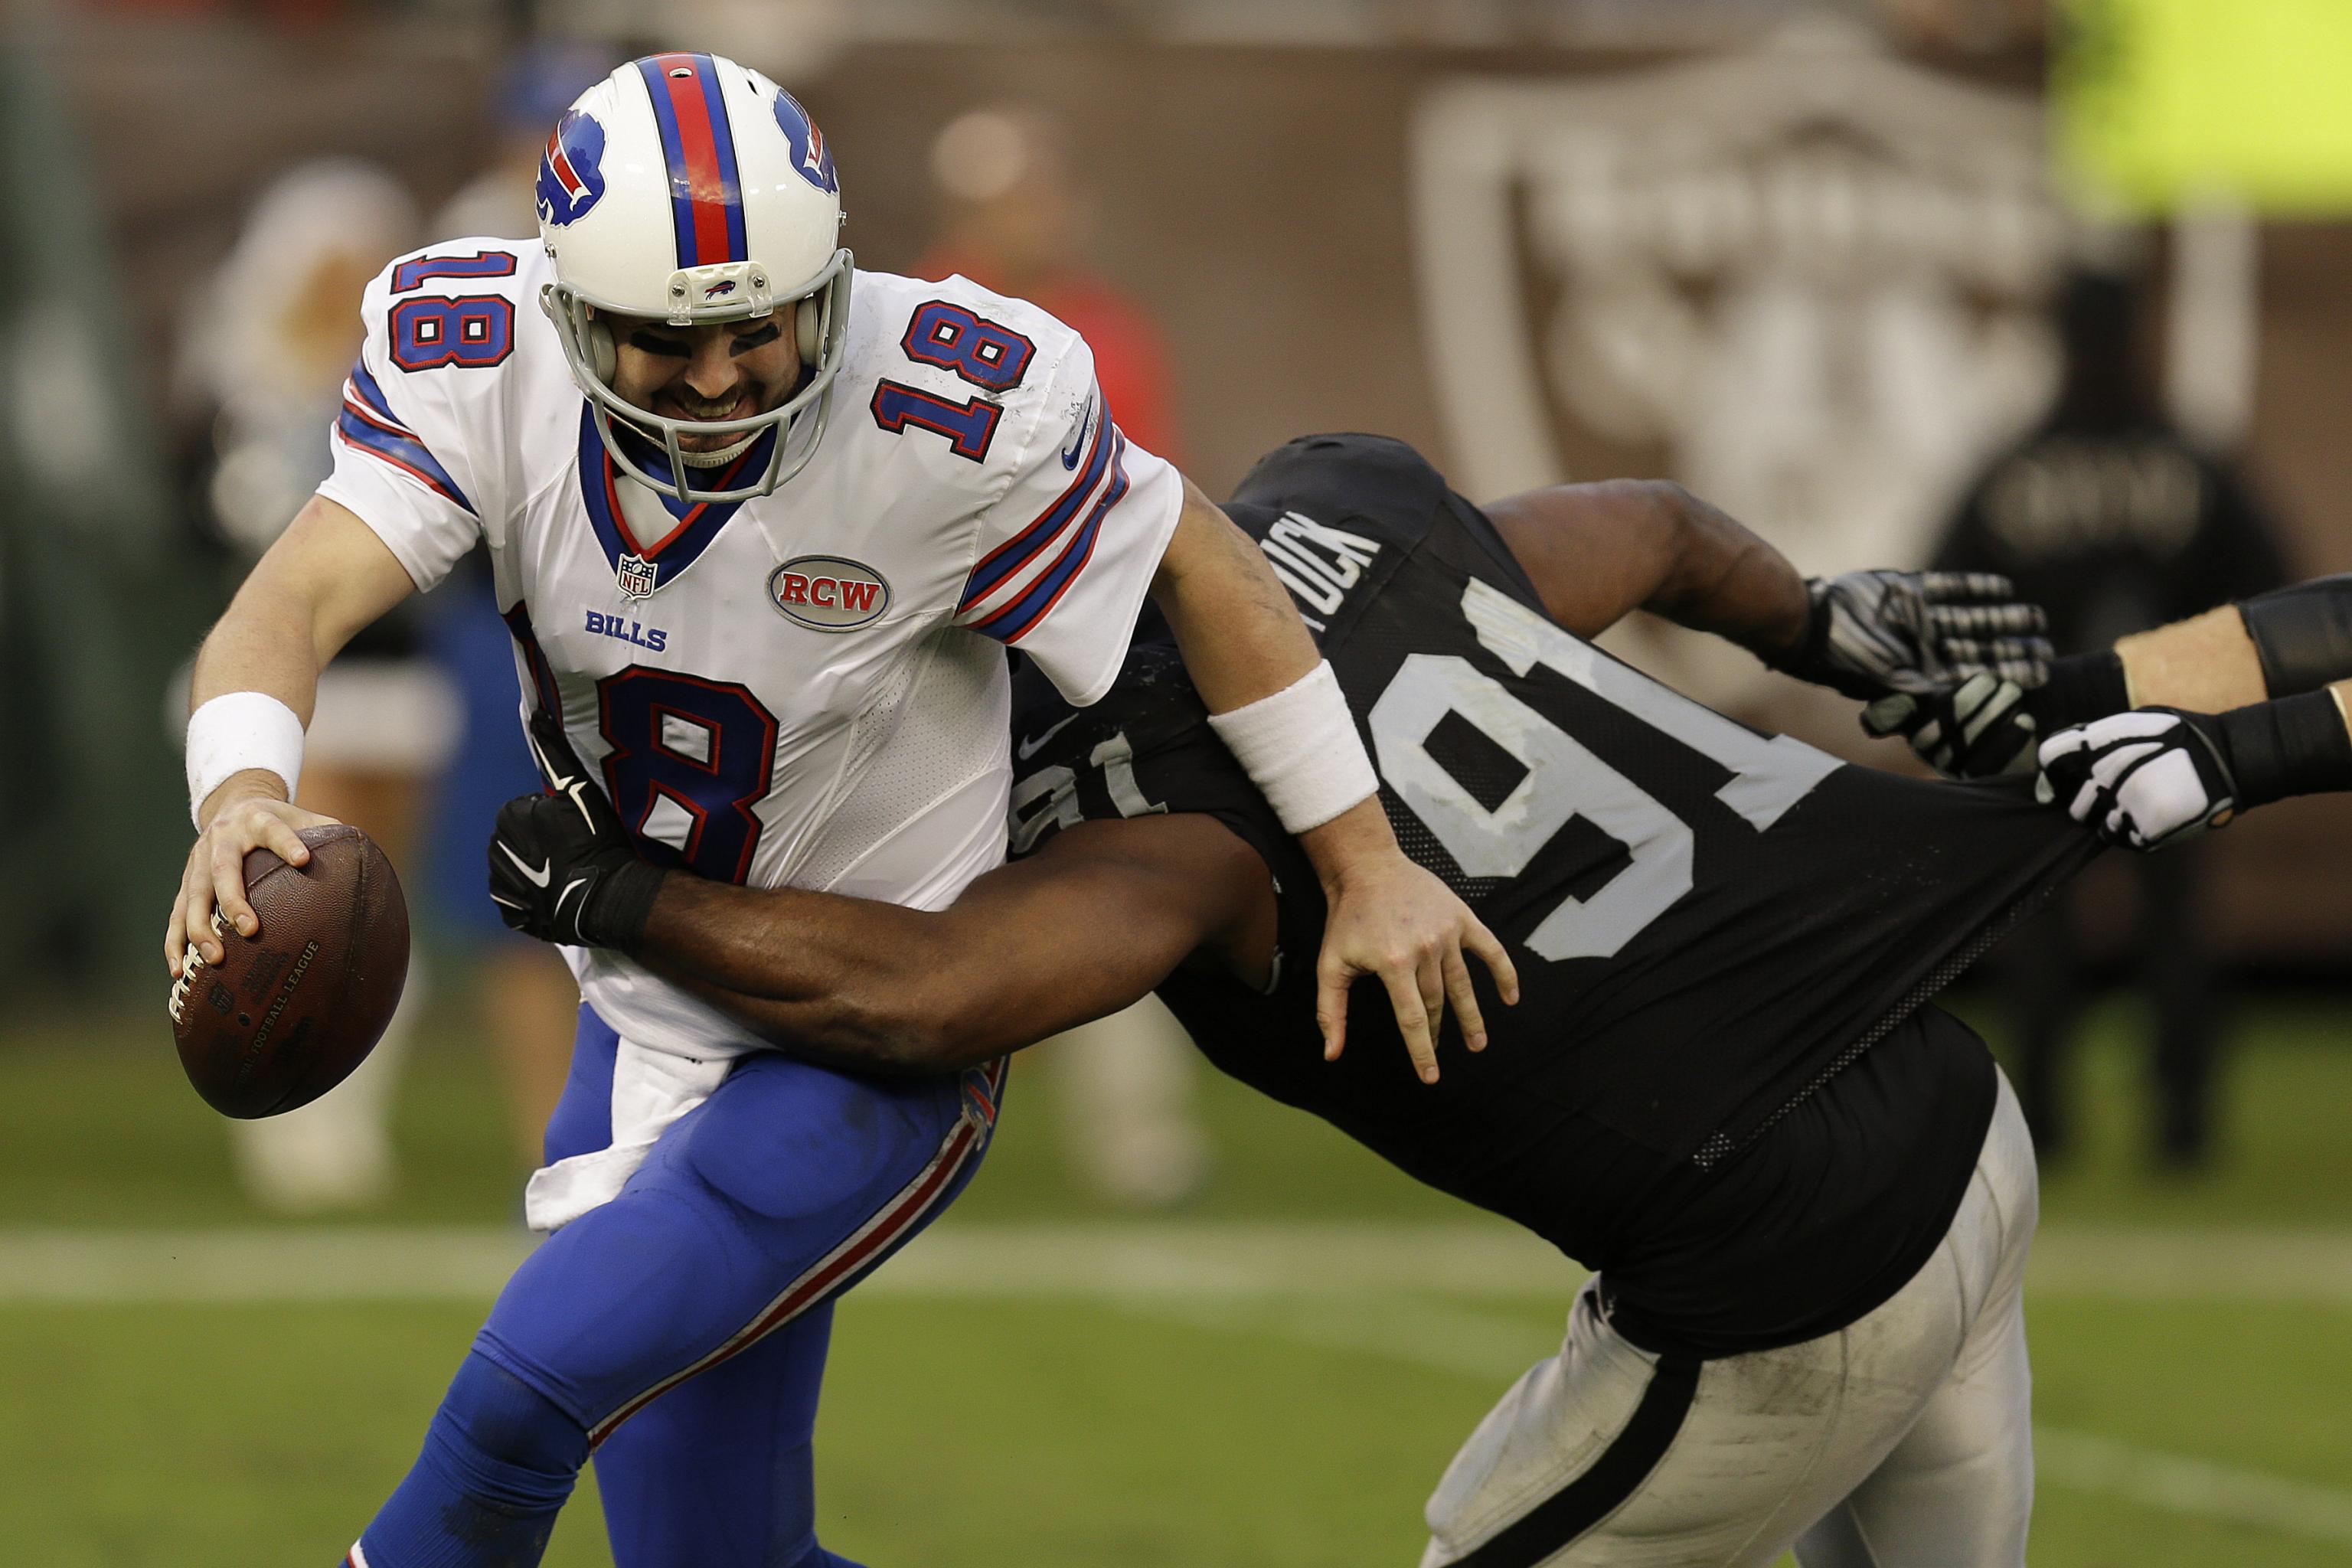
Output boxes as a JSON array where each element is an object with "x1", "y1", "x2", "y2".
[
  {"x1": 1009, "y1": 435, "x2": 2096, "y2": 1349},
  {"x1": 320, "y1": 240, "x2": 1181, "y2": 1054}
]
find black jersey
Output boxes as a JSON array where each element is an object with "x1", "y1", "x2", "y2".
[{"x1": 1008, "y1": 434, "x2": 2092, "y2": 1350}]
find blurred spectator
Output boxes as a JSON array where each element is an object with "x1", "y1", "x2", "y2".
[
  {"x1": 1933, "y1": 265, "x2": 2290, "y2": 1169},
  {"x1": 920, "y1": 103, "x2": 1206, "y2": 1207},
  {"x1": 421, "y1": 39, "x2": 622, "y2": 1165},
  {"x1": 172, "y1": 159, "x2": 455, "y2": 1211},
  {"x1": 433, "y1": 38, "x2": 621, "y2": 242},
  {"x1": 919, "y1": 103, "x2": 1182, "y2": 462}
]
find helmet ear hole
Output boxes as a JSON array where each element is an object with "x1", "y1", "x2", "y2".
[
  {"x1": 795, "y1": 298, "x2": 821, "y2": 364},
  {"x1": 586, "y1": 315, "x2": 617, "y2": 384}
]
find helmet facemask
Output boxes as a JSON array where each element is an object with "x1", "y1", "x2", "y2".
[{"x1": 542, "y1": 247, "x2": 853, "y2": 505}]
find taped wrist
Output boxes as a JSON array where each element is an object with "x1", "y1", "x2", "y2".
[
  {"x1": 1206, "y1": 660, "x2": 1380, "y2": 835},
  {"x1": 2215, "y1": 690, "x2": 2352, "y2": 808},
  {"x1": 582, "y1": 860, "x2": 665, "y2": 951},
  {"x1": 2023, "y1": 651, "x2": 2129, "y2": 733},
  {"x1": 2239, "y1": 576, "x2": 2352, "y2": 697},
  {"x1": 186, "y1": 691, "x2": 305, "y2": 828}
]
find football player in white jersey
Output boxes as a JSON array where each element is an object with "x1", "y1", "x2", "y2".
[{"x1": 161, "y1": 54, "x2": 1513, "y2": 1568}]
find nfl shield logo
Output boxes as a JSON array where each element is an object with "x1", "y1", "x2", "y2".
[{"x1": 615, "y1": 554, "x2": 658, "y2": 599}]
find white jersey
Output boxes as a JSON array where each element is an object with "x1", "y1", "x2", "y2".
[{"x1": 320, "y1": 241, "x2": 1184, "y2": 1055}]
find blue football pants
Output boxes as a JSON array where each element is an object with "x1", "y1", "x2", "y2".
[{"x1": 351, "y1": 1007, "x2": 1002, "y2": 1568}]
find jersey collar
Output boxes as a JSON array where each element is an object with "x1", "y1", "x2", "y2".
[{"x1": 576, "y1": 406, "x2": 775, "y2": 596}]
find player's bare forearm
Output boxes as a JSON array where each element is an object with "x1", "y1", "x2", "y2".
[
  {"x1": 632, "y1": 815, "x2": 1268, "y2": 1073},
  {"x1": 1147, "y1": 482, "x2": 1409, "y2": 883},
  {"x1": 190, "y1": 496, "x2": 419, "y2": 817},
  {"x1": 193, "y1": 497, "x2": 418, "y2": 717},
  {"x1": 1150, "y1": 476, "x2": 1324, "y2": 709},
  {"x1": 2118, "y1": 579, "x2": 2352, "y2": 710},
  {"x1": 2037, "y1": 578, "x2": 2352, "y2": 733},
  {"x1": 1150, "y1": 475, "x2": 1517, "y2": 1075},
  {"x1": 2113, "y1": 606, "x2": 2267, "y2": 711},
  {"x1": 1485, "y1": 479, "x2": 1808, "y2": 654},
  {"x1": 1147, "y1": 482, "x2": 1393, "y2": 894},
  {"x1": 169, "y1": 495, "x2": 423, "y2": 975}
]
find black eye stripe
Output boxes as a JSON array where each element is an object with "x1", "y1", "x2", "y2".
[
  {"x1": 627, "y1": 330, "x2": 690, "y2": 358},
  {"x1": 625, "y1": 324, "x2": 781, "y2": 358}
]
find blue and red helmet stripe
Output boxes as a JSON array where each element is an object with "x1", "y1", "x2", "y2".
[{"x1": 636, "y1": 53, "x2": 747, "y2": 270}]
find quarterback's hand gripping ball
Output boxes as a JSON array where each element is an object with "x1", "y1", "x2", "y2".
[
  {"x1": 2034, "y1": 709, "x2": 2239, "y2": 851},
  {"x1": 1777, "y1": 570, "x2": 2052, "y2": 702},
  {"x1": 487, "y1": 710, "x2": 666, "y2": 950},
  {"x1": 167, "y1": 824, "x2": 410, "y2": 1118}
]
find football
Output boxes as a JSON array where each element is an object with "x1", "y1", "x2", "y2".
[{"x1": 167, "y1": 823, "x2": 410, "y2": 1119}]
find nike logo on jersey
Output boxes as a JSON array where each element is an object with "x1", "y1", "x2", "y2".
[
  {"x1": 1060, "y1": 389, "x2": 1098, "y2": 470},
  {"x1": 498, "y1": 842, "x2": 554, "y2": 889},
  {"x1": 1017, "y1": 711, "x2": 1083, "y2": 760}
]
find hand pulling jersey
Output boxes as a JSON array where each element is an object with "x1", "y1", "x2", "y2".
[
  {"x1": 1010, "y1": 433, "x2": 2098, "y2": 1353},
  {"x1": 319, "y1": 240, "x2": 1182, "y2": 1058}
]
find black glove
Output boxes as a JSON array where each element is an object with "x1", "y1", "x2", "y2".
[
  {"x1": 486, "y1": 710, "x2": 665, "y2": 949},
  {"x1": 1862, "y1": 651, "x2": 2134, "y2": 780},
  {"x1": 1864, "y1": 672, "x2": 2040, "y2": 779},
  {"x1": 1771, "y1": 570, "x2": 2051, "y2": 701}
]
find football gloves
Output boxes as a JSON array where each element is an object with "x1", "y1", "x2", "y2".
[
  {"x1": 1863, "y1": 650, "x2": 2135, "y2": 782},
  {"x1": 1772, "y1": 570, "x2": 2051, "y2": 702},
  {"x1": 486, "y1": 710, "x2": 665, "y2": 949},
  {"x1": 2035, "y1": 709, "x2": 2238, "y2": 851},
  {"x1": 1863, "y1": 672, "x2": 2040, "y2": 779}
]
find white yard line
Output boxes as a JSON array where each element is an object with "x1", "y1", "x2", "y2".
[
  {"x1": 0, "y1": 1227, "x2": 537, "y2": 1302},
  {"x1": 1106, "y1": 1292, "x2": 2352, "y2": 1550},
  {"x1": 2034, "y1": 1429, "x2": 2352, "y2": 1547},
  {"x1": 3, "y1": 1220, "x2": 2350, "y2": 1304},
  {"x1": 6, "y1": 1220, "x2": 2350, "y2": 1544}
]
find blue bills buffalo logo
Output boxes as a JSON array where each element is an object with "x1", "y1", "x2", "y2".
[
  {"x1": 772, "y1": 90, "x2": 838, "y2": 195},
  {"x1": 537, "y1": 109, "x2": 608, "y2": 227},
  {"x1": 768, "y1": 556, "x2": 889, "y2": 631}
]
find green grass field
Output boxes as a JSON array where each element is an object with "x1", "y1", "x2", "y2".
[{"x1": 7, "y1": 986, "x2": 2352, "y2": 1565}]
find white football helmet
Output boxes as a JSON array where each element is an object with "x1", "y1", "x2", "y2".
[{"x1": 535, "y1": 51, "x2": 851, "y2": 501}]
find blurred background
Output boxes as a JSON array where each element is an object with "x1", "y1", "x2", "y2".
[{"x1": 5, "y1": 1, "x2": 2352, "y2": 1563}]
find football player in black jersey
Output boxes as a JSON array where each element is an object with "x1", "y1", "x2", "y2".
[{"x1": 488, "y1": 435, "x2": 2352, "y2": 1568}]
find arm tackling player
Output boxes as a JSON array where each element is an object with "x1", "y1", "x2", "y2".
[{"x1": 491, "y1": 434, "x2": 2108, "y2": 1567}]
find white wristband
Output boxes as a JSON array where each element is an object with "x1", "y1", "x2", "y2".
[
  {"x1": 186, "y1": 691, "x2": 305, "y2": 828},
  {"x1": 1206, "y1": 660, "x2": 1379, "y2": 835}
]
